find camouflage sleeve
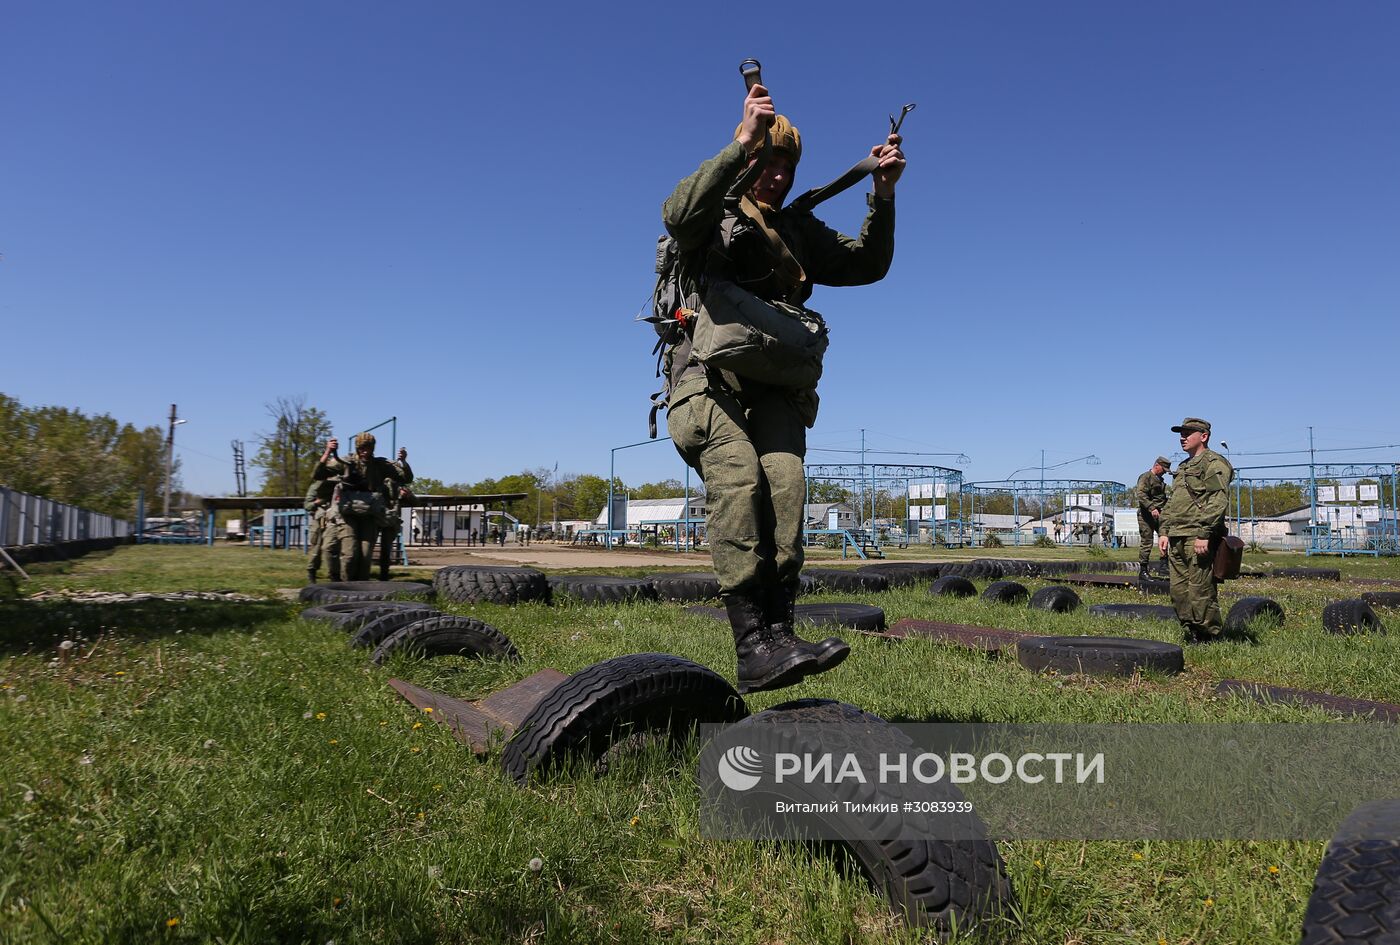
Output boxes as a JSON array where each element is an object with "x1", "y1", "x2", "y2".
[
  {"x1": 1135, "y1": 472, "x2": 1152, "y2": 502},
  {"x1": 662, "y1": 140, "x2": 750, "y2": 252},
  {"x1": 1170, "y1": 458, "x2": 1232, "y2": 538},
  {"x1": 312, "y1": 458, "x2": 343, "y2": 481},
  {"x1": 303, "y1": 481, "x2": 322, "y2": 512},
  {"x1": 393, "y1": 460, "x2": 413, "y2": 485},
  {"x1": 788, "y1": 194, "x2": 895, "y2": 287}
]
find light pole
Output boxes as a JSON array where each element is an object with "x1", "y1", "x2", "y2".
[
  {"x1": 1005, "y1": 452, "x2": 1101, "y2": 533},
  {"x1": 164, "y1": 404, "x2": 187, "y2": 518}
]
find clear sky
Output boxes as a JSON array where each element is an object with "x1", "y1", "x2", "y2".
[{"x1": 4, "y1": 1, "x2": 1397, "y2": 496}]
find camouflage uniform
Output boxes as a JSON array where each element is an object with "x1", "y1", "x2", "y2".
[
  {"x1": 304, "y1": 478, "x2": 340, "y2": 582},
  {"x1": 1135, "y1": 458, "x2": 1170, "y2": 568},
  {"x1": 376, "y1": 472, "x2": 414, "y2": 581},
  {"x1": 1160, "y1": 422, "x2": 1233, "y2": 640},
  {"x1": 314, "y1": 443, "x2": 412, "y2": 581},
  {"x1": 663, "y1": 137, "x2": 894, "y2": 603}
]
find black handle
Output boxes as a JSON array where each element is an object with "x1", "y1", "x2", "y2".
[{"x1": 739, "y1": 59, "x2": 763, "y2": 92}]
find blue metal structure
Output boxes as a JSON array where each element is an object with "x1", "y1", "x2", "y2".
[
  {"x1": 604, "y1": 436, "x2": 696, "y2": 550},
  {"x1": 962, "y1": 478, "x2": 1127, "y2": 547},
  {"x1": 1230, "y1": 461, "x2": 1400, "y2": 556},
  {"x1": 804, "y1": 462, "x2": 966, "y2": 554}
]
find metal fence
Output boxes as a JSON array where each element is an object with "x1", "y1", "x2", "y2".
[{"x1": 1, "y1": 486, "x2": 133, "y2": 547}]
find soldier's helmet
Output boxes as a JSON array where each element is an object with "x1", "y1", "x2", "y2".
[
  {"x1": 734, "y1": 114, "x2": 802, "y2": 165},
  {"x1": 354, "y1": 432, "x2": 376, "y2": 451}
]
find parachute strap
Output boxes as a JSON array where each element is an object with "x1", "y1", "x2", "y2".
[{"x1": 786, "y1": 154, "x2": 880, "y2": 214}]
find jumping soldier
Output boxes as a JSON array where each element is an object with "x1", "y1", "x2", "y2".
[
  {"x1": 303, "y1": 473, "x2": 341, "y2": 583},
  {"x1": 1158, "y1": 418, "x2": 1233, "y2": 642},
  {"x1": 659, "y1": 78, "x2": 905, "y2": 693},
  {"x1": 1135, "y1": 456, "x2": 1172, "y2": 574},
  {"x1": 314, "y1": 433, "x2": 412, "y2": 581}
]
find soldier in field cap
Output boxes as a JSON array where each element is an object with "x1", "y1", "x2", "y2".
[
  {"x1": 1158, "y1": 418, "x2": 1234, "y2": 641},
  {"x1": 1135, "y1": 455, "x2": 1172, "y2": 574}
]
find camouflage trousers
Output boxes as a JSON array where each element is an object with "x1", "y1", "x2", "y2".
[
  {"x1": 377, "y1": 519, "x2": 402, "y2": 579},
  {"x1": 336, "y1": 514, "x2": 379, "y2": 582},
  {"x1": 1137, "y1": 510, "x2": 1163, "y2": 566},
  {"x1": 667, "y1": 384, "x2": 806, "y2": 600},
  {"x1": 1167, "y1": 536, "x2": 1221, "y2": 638},
  {"x1": 307, "y1": 509, "x2": 341, "y2": 579}
]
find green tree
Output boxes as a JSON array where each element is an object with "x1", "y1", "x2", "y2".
[
  {"x1": 806, "y1": 481, "x2": 852, "y2": 504},
  {"x1": 252, "y1": 397, "x2": 334, "y2": 496}
]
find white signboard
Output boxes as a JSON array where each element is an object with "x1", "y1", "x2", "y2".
[
  {"x1": 1361, "y1": 507, "x2": 1381, "y2": 522},
  {"x1": 935, "y1": 483, "x2": 948, "y2": 499},
  {"x1": 909, "y1": 505, "x2": 926, "y2": 521},
  {"x1": 1360, "y1": 485, "x2": 1380, "y2": 502},
  {"x1": 1317, "y1": 486, "x2": 1337, "y2": 503},
  {"x1": 1339, "y1": 485, "x2": 1358, "y2": 502},
  {"x1": 934, "y1": 504, "x2": 948, "y2": 520},
  {"x1": 1089, "y1": 494, "x2": 1103, "y2": 507}
]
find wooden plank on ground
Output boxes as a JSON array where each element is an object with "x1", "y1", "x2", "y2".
[
  {"x1": 388, "y1": 669, "x2": 569, "y2": 755},
  {"x1": 1215, "y1": 679, "x2": 1400, "y2": 722},
  {"x1": 881, "y1": 618, "x2": 1037, "y2": 654}
]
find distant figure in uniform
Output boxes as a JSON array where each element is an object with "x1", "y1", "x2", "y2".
[
  {"x1": 1159, "y1": 418, "x2": 1234, "y2": 642},
  {"x1": 1135, "y1": 456, "x2": 1172, "y2": 573},
  {"x1": 1053, "y1": 521, "x2": 1063, "y2": 543},
  {"x1": 303, "y1": 475, "x2": 340, "y2": 583},
  {"x1": 314, "y1": 433, "x2": 412, "y2": 581}
]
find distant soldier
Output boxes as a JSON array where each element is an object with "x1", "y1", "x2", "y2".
[
  {"x1": 1159, "y1": 418, "x2": 1234, "y2": 642},
  {"x1": 1136, "y1": 456, "x2": 1172, "y2": 572},
  {"x1": 377, "y1": 481, "x2": 414, "y2": 581},
  {"x1": 315, "y1": 433, "x2": 412, "y2": 581},
  {"x1": 303, "y1": 475, "x2": 341, "y2": 583}
]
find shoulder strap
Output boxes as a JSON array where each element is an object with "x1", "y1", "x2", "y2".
[{"x1": 787, "y1": 154, "x2": 880, "y2": 214}]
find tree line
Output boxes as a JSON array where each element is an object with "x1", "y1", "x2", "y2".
[{"x1": 0, "y1": 393, "x2": 175, "y2": 519}]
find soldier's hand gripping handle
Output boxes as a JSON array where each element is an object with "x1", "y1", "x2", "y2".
[{"x1": 735, "y1": 82, "x2": 775, "y2": 152}]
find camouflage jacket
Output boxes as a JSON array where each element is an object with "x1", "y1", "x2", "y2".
[
  {"x1": 1135, "y1": 470, "x2": 1167, "y2": 514},
  {"x1": 314, "y1": 455, "x2": 413, "y2": 505},
  {"x1": 304, "y1": 478, "x2": 335, "y2": 514},
  {"x1": 1161, "y1": 448, "x2": 1233, "y2": 540},
  {"x1": 662, "y1": 139, "x2": 896, "y2": 407}
]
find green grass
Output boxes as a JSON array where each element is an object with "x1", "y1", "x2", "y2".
[{"x1": 2, "y1": 544, "x2": 1399, "y2": 943}]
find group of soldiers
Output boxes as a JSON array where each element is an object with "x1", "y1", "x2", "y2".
[
  {"x1": 1135, "y1": 417, "x2": 1235, "y2": 642},
  {"x1": 303, "y1": 433, "x2": 414, "y2": 583}
]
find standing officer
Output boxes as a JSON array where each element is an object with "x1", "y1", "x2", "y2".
[
  {"x1": 1158, "y1": 418, "x2": 1233, "y2": 641},
  {"x1": 1135, "y1": 456, "x2": 1172, "y2": 574},
  {"x1": 661, "y1": 78, "x2": 904, "y2": 693},
  {"x1": 303, "y1": 473, "x2": 341, "y2": 583}
]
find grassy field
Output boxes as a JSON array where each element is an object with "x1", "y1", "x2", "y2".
[{"x1": 3, "y1": 544, "x2": 1398, "y2": 944}]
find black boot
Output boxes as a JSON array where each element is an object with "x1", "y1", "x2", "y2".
[
  {"x1": 306, "y1": 566, "x2": 317, "y2": 584},
  {"x1": 328, "y1": 561, "x2": 342, "y2": 582},
  {"x1": 725, "y1": 594, "x2": 819, "y2": 694},
  {"x1": 766, "y1": 581, "x2": 850, "y2": 673}
]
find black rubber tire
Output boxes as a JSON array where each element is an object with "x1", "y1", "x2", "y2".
[
  {"x1": 501, "y1": 653, "x2": 748, "y2": 783},
  {"x1": 1137, "y1": 576, "x2": 1171, "y2": 596},
  {"x1": 856, "y1": 562, "x2": 943, "y2": 587},
  {"x1": 347, "y1": 607, "x2": 442, "y2": 649},
  {"x1": 1087, "y1": 603, "x2": 1180, "y2": 623},
  {"x1": 1028, "y1": 585, "x2": 1082, "y2": 614},
  {"x1": 981, "y1": 580, "x2": 1029, "y2": 605},
  {"x1": 1362, "y1": 591, "x2": 1400, "y2": 610},
  {"x1": 997, "y1": 559, "x2": 1043, "y2": 578},
  {"x1": 433, "y1": 565, "x2": 549, "y2": 605},
  {"x1": 299, "y1": 580, "x2": 434, "y2": 604},
  {"x1": 369, "y1": 614, "x2": 520, "y2": 665},
  {"x1": 928, "y1": 575, "x2": 977, "y2": 598},
  {"x1": 971, "y1": 559, "x2": 1008, "y2": 580},
  {"x1": 547, "y1": 575, "x2": 658, "y2": 605},
  {"x1": 697, "y1": 699, "x2": 1015, "y2": 934},
  {"x1": 1322, "y1": 599, "x2": 1386, "y2": 636},
  {"x1": 646, "y1": 572, "x2": 722, "y2": 602},
  {"x1": 1300, "y1": 799, "x2": 1400, "y2": 944},
  {"x1": 1273, "y1": 567, "x2": 1343, "y2": 581},
  {"x1": 1017, "y1": 636, "x2": 1185, "y2": 677},
  {"x1": 300, "y1": 600, "x2": 436, "y2": 631},
  {"x1": 793, "y1": 603, "x2": 886, "y2": 632},
  {"x1": 1223, "y1": 596, "x2": 1286, "y2": 633},
  {"x1": 803, "y1": 568, "x2": 891, "y2": 594}
]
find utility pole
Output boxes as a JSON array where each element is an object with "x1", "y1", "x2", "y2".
[{"x1": 164, "y1": 404, "x2": 186, "y2": 518}]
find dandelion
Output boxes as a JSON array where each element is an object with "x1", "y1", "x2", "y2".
[
  {"x1": 316, "y1": 712, "x2": 327, "y2": 720},
  {"x1": 58, "y1": 640, "x2": 75, "y2": 651},
  {"x1": 1132, "y1": 852, "x2": 1143, "y2": 861},
  {"x1": 329, "y1": 740, "x2": 339, "y2": 745},
  {"x1": 412, "y1": 722, "x2": 423, "y2": 730},
  {"x1": 427, "y1": 865, "x2": 442, "y2": 878},
  {"x1": 115, "y1": 671, "x2": 126, "y2": 676},
  {"x1": 411, "y1": 747, "x2": 421, "y2": 753},
  {"x1": 422, "y1": 707, "x2": 434, "y2": 714},
  {"x1": 417, "y1": 811, "x2": 425, "y2": 820},
  {"x1": 23, "y1": 789, "x2": 35, "y2": 803},
  {"x1": 1204, "y1": 897, "x2": 1214, "y2": 908},
  {"x1": 333, "y1": 897, "x2": 343, "y2": 907},
  {"x1": 433, "y1": 784, "x2": 443, "y2": 791},
  {"x1": 528, "y1": 857, "x2": 543, "y2": 872},
  {"x1": 79, "y1": 754, "x2": 94, "y2": 766},
  {"x1": 202, "y1": 739, "x2": 216, "y2": 750},
  {"x1": 629, "y1": 816, "x2": 640, "y2": 827},
  {"x1": 1268, "y1": 865, "x2": 1280, "y2": 874},
  {"x1": 379, "y1": 721, "x2": 388, "y2": 726},
  {"x1": 166, "y1": 917, "x2": 181, "y2": 928},
  {"x1": 1033, "y1": 860, "x2": 1043, "y2": 869}
]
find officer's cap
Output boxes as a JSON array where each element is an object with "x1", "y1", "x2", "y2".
[
  {"x1": 1154, "y1": 456, "x2": 1173, "y2": 471},
  {"x1": 1170, "y1": 418, "x2": 1211, "y2": 435}
]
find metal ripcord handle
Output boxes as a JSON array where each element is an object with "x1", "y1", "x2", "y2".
[
  {"x1": 889, "y1": 102, "x2": 916, "y2": 137},
  {"x1": 732, "y1": 59, "x2": 771, "y2": 199}
]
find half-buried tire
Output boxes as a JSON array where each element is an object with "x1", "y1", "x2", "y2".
[
  {"x1": 928, "y1": 575, "x2": 977, "y2": 598},
  {"x1": 1361, "y1": 591, "x2": 1400, "y2": 610},
  {"x1": 369, "y1": 614, "x2": 520, "y2": 665},
  {"x1": 299, "y1": 580, "x2": 434, "y2": 604},
  {"x1": 1087, "y1": 603, "x2": 1179, "y2": 623},
  {"x1": 1028, "y1": 586, "x2": 1081, "y2": 614},
  {"x1": 981, "y1": 580, "x2": 1029, "y2": 605},
  {"x1": 1321, "y1": 599, "x2": 1386, "y2": 636},
  {"x1": 696, "y1": 699, "x2": 1015, "y2": 935},
  {"x1": 856, "y1": 562, "x2": 942, "y2": 587},
  {"x1": 433, "y1": 565, "x2": 549, "y2": 605},
  {"x1": 793, "y1": 603, "x2": 886, "y2": 632},
  {"x1": 1223, "y1": 596, "x2": 1285, "y2": 633},
  {"x1": 1273, "y1": 567, "x2": 1343, "y2": 581},
  {"x1": 1300, "y1": 799, "x2": 1400, "y2": 945},
  {"x1": 1018, "y1": 636, "x2": 1185, "y2": 677},
  {"x1": 348, "y1": 607, "x2": 442, "y2": 649},
  {"x1": 803, "y1": 568, "x2": 891, "y2": 594},
  {"x1": 501, "y1": 653, "x2": 748, "y2": 783},
  {"x1": 646, "y1": 572, "x2": 722, "y2": 602},
  {"x1": 301, "y1": 600, "x2": 438, "y2": 631},
  {"x1": 547, "y1": 575, "x2": 658, "y2": 605}
]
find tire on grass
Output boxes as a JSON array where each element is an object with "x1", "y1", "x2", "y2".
[
  {"x1": 1137, "y1": 577, "x2": 1171, "y2": 596},
  {"x1": 696, "y1": 699, "x2": 1016, "y2": 935},
  {"x1": 1017, "y1": 636, "x2": 1185, "y2": 677},
  {"x1": 1087, "y1": 603, "x2": 1179, "y2": 623},
  {"x1": 928, "y1": 575, "x2": 977, "y2": 598},
  {"x1": 300, "y1": 600, "x2": 437, "y2": 631},
  {"x1": 299, "y1": 580, "x2": 435, "y2": 604},
  {"x1": 1273, "y1": 567, "x2": 1343, "y2": 581},
  {"x1": 501, "y1": 653, "x2": 748, "y2": 783},
  {"x1": 1321, "y1": 599, "x2": 1386, "y2": 636},
  {"x1": 803, "y1": 568, "x2": 891, "y2": 594},
  {"x1": 547, "y1": 575, "x2": 658, "y2": 605},
  {"x1": 369, "y1": 614, "x2": 520, "y2": 665},
  {"x1": 1300, "y1": 798, "x2": 1400, "y2": 945},
  {"x1": 856, "y1": 563, "x2": 943, "y2": 587},
  {"x1": 646, "y1": 572, "x2": 722, "y2": 602},
  {"x1": 1223, "y1": 596, "x2": 1285, "y2": 633},
  {"x1": 1028, "y1": 586, "x2": 1082, "y2": 614},
  {"x1": 433, "y1": 565, "x2": 549, "y2": 605},
  {"x1": 348, "y1": 607, "x2": 442, "y2": 649},
  {"x1": 793, "y1": 603, "x2": 886, "y2": 633},
  {"x1": 1361, "y1": 591, "x2": 1400, "y2": 610},
  {"x1": 981, "y1": 580, "x2": 1029, "y2": 605}
]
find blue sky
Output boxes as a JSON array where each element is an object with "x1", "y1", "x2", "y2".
[{"x1": 4, "y1": 1, "x2": 1397, "y2": 495}]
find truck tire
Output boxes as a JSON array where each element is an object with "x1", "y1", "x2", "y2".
[
  {"x1": 369, "y1": 614, "x2": 520, "y2": 665},
  {"x1": 803, "y1": 568, "x2": 891, "y2": 594},
  {"x1": 646, "y1": 572, "x2": 722, "y2": 602},
  {"x1": 1273, "y1": 567, "x2": 1343, "y2": 581},
  {"x1": 299, "y1": 581, "x2": 434, "y2": 604},
  {"x1": 433, "y1": 565, "x2": 549, "y2": 605},
  {"x1": 981, "y1": 581, "x2": 1029, "y2": 605},
  {"x1": 347, "y1": 607, "x2": 442, "y2": 649},
  {"x1": 928, "y1": 575, "x2": 977, "y2": 598},
  {"x1": 547, "y1": 575, "x2": 658, "y2": 605},
  {"x1": 1087, "y1": 603, "x2": 1179, "y2": 623},
  {"x1": 300, "y1": 600, "x2": 436, "y2": 631},
  {"x1": 1300, "y1": 799, "x2": 1400, "y2": 945},
  {"x1": 1017, "y1": 636, "x2": 1185, "y2": 677},
  {"x1": 1322, "y1": 600, "x2": 1386, "y2": 636},
  {"x1": 1028, "y1": 586, "x2": 1081, "y2": 614},
  {"x1": 856, "y1": 563, "x2": 943, "y2": 587},
  {"x1": 1361, "y1": 591, "x2": 1400, "y2": 610},
  {"x1": 1223, "y1": 596, "x2": 1285, "y2": 633}
]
